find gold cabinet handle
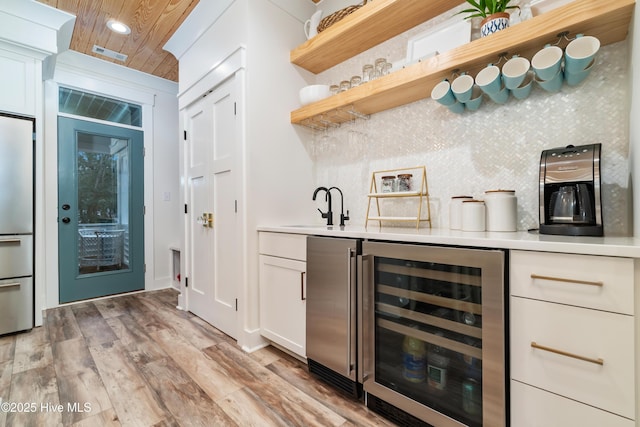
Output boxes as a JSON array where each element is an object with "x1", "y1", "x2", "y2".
[
  {"x1": 0, "y1": 282, "x2": 21, "y2": 289},
  {"x1": 531, "y1": 341, "x2": 604, "y2": 366},
  {"x1": 530, "y1": 274, "x2": 603, "y2": 287}
]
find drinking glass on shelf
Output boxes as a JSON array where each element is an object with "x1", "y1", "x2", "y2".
[
  {"x1": 350, "y1": 75, "x2": 362, "y2": 87},
  {"x1": 374, "y1": 57, "x2": 387, "y2": 79},
  {"x1": 339, "y1": 80, "x2": 351, "y2": 92},
  {"x1": 329, "y1": 84, "x2": 340, "y2": 95},
  {"x1": 362, "y1": 64, "x2": 374, "y2": 82}
]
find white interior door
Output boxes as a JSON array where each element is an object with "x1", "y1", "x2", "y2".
[{"x1": 185, "y1": 77, "x2": 238, "y2": 339}]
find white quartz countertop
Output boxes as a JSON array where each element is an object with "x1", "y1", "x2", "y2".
[{"x1": 257, "y1": 225, "x2": 640, "y2": 258}]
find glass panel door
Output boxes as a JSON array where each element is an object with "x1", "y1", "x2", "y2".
[
  {"x1": 58, "y1": 117, "x2": 144, "y2": 303},
  {"x1": 361, "y1": 242, "x2": 506, "y2": 427},
  {"x1": 374, "y1": 257, "x2": 483, "y2": 426}
]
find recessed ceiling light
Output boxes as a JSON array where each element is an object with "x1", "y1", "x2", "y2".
[{"x1": 107, "y1": 19, "x2": 131, "y2": 35}]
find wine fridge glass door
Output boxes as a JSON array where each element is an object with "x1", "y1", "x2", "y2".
[{"x1": 360, "y1": 242, "x2": 506, "y2": 427}]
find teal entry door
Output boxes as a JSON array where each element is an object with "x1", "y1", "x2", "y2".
[{"x1": 58, "y1": 116, "x2": 144, "y2": 303}]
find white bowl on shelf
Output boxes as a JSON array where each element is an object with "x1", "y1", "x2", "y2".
[{"x1": 299, "y1": 84, "x2": 331, "y2": 106}]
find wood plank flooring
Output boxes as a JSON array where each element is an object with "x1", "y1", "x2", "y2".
[{"x1": 0, "y1": 289, "x2": 396, "y2": 427}]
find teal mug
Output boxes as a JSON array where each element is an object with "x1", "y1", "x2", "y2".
[
  {"x1": 531, "y1": 44, "x2": 563, "y2": 81},
  {"x1": 565, "y1": 34, "x2": 600, "y2": 74},
  {"x1": 488, "y1": 84, "x2": 510, "y2": 104},
  {"x1": 431, "y1": 79, "x2": 456, "y2": 106},
  {"x1": 464, "y1": 86, "x2": 483, "y2": 111},
  {"x1": 475, "y1": 64, "x2": 502, "y2": 95},
  {"x1": 511, "y1": 71, "x2": 535, "y2": 100},
  {"x1": 451, "y1": 73, "x2": 475, "y2": 103},
  {"x1": 535, "y1": 68, "x2": 563, "y2": 92},
  {"x1": 502, "y1": 56, "x2": 530, "y2": 90},
  {"x1": 564, "y1": 59, "x2": 595, "y2": 86}
]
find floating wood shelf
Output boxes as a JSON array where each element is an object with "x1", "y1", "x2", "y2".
[
  {"x1": 290, "y1": 0, "x2": 458, "y2": 74},
  {"x1": 291, "y1": 0, "x2": 635, "y2": 127}
]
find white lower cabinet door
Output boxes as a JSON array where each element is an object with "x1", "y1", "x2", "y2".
[
  {"x1": 510, "y1": 380, "x2": 635, "y2": 427},
  {"x1": 510, "y1": 296, "x2": 635, "y2": 419},
  {"x1": 259, "y1": 255, "x2": 306, "y2": 357}
]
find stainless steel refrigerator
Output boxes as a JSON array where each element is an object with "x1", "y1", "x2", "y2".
[{"x1": 0, "y1": 114, "x2": 34, "y2": 335}]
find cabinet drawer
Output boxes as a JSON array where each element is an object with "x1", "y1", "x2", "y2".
[
  {"x1": 259, "y1": 232, "x2": 306, "y2": 261},
  {"x1": 510, "y1": 297, "x2": 635, "y2": 419},
  {"x1": 0, "y1": 277, "x2": 33, "y2": 335},
  {"x1": 510, "y1": 250, "x2": 634, "y2": 314},
  {"x1": 0, "y1": 235, "x2": 33, "y2": 279},
  {"x1": 510, "y1": 380, "x2": 634, "y2": 427}
]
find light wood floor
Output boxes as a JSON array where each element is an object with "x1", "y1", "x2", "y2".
[{"x1": 0, "y1": 289, "x2": 396, "y2": 427}]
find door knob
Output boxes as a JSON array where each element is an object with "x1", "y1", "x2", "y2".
[
  {"x1": 62, "y1": 204, "x2": 70, "y2": 210},
  {"x1": 61, "y1": 217, "x2": 70, "y2": 224}
]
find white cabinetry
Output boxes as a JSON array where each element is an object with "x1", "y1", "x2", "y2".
[
  {"x1": 510, "y1": 250, "x2": 638, "y2": 426},
  {"x1": 0, "y1": 49, "x2": 36, "y2": 116},
  {"x1": 259, "y1": 232, "x2": 307, "y2": 358}
]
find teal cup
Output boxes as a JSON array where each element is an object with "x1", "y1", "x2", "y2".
[
  {"x1": 565, "y1": 35, "x2": 600, "y2": 74},
  {"x1": 463, "y1": 86, "x2": 483, "y2": 111},
  {"x1": 451, "y1": 73, "x2": 475, "y2": 103},
  {"x1": 488, "y1": 84, "x2": 510, "y2": 104},
  {"x1": 531, "y1": 44, "x2": 563, "y2": 81},
  {"x1": 535, "y1": 68, "x2": 563, "y2": 92},
  {"x1": 502, "y1": 56, "x2": 531, "y2": 90},
  {"x1": 564, "y1": 59, "x2": 595, "y2": 86},
  {"x1": 475, "y1": 64, "x2": 502, "y2": 95},
  {"x1": 447, "y1": 101, "x2": 465, "y2": 114},
  {"x1": 511, "y1": 71, "x2": 535, "y2": 100},
  {"x1": 431, "y1": 79, "x2": 456, "y2": 106}
]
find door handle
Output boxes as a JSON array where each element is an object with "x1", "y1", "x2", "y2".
[
  {"x1": 61, "y1": 217, "x2": 70, "y2": 224},
  {"x1": 62, "y1": 204, "x2": 70, "y2": 210},
  {"x1": 197, "y1": 213, "x2": 214, "y2": 228}
]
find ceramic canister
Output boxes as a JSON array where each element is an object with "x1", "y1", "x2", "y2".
[
  {"x1": 462, "y1": 200, "x2": 486, "y2": 232},
  {"x1": 484, "y1": 190, "x2": 517, "y2": 231},
  {"x1": 450, "y1": 196, "x2": 473, "y2": 230}
]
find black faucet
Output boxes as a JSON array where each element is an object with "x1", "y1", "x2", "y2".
[
  {"x1": 329, "y1": 186, "x2": 350, "y2": 227},
  {"x1": 312, "y1": 186, "x2": 333, "y2": 226}
]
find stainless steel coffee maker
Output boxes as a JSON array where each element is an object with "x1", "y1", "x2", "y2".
[{"x1": 539, "y1": 143, "x2": 603, "y2": 236}]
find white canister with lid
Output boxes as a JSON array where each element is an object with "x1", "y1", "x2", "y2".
[
  {"x1": 462, "y1": 200, "x2": 486, "y2": 232},
  {"x1": 450, "y1": 196, "x2": 473, "y2": 230},
  {"x1": 484, "y1": 190, "x2": 517, "y2": 231}
]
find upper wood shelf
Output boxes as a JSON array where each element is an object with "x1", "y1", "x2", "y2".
[
  {"x1": 290, "y1": 0, "x2": 460, "y2": 74},
  {"x1": 291, "y1": 0, "x2": 635, "y2": 127}
]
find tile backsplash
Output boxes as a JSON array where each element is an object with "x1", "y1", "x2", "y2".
[{"x1": 305, "y1": 12, "x2": 631, "y2": 235}]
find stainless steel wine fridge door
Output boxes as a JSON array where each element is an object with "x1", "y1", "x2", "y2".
[{"x1": 360, "y1": 241, "x2": 506, "y2": 427}]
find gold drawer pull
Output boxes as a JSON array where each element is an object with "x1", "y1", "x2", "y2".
[
  {"x1": 0, "y1": 282, "x2": 21, "y2": 289},
  {"x1": 530, "y1": 274, "x2": 603, "y2": 287},
  {"x1": 531, "y1": 341, "x2": 604, "y2": 366}
]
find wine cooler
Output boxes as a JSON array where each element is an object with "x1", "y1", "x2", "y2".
[{"x1": 359, "y1": 241, "x2": 506, "y2": 427}]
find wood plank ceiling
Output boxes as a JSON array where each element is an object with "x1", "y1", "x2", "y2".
[{"x1": 36, "y1": 0, "x2": 200, "y2": 82}]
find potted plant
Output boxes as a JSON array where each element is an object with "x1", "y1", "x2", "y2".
[{"x1": 457, "y1": 0, "x2": 519, "y2": 37}]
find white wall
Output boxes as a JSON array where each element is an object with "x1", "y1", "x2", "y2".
[
  {"x1": 168, "y1": 0, "x2": 315, "y2": 350},
  {"x1": 43, "y1": 51, "x2": 180, "y2": 309}
]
